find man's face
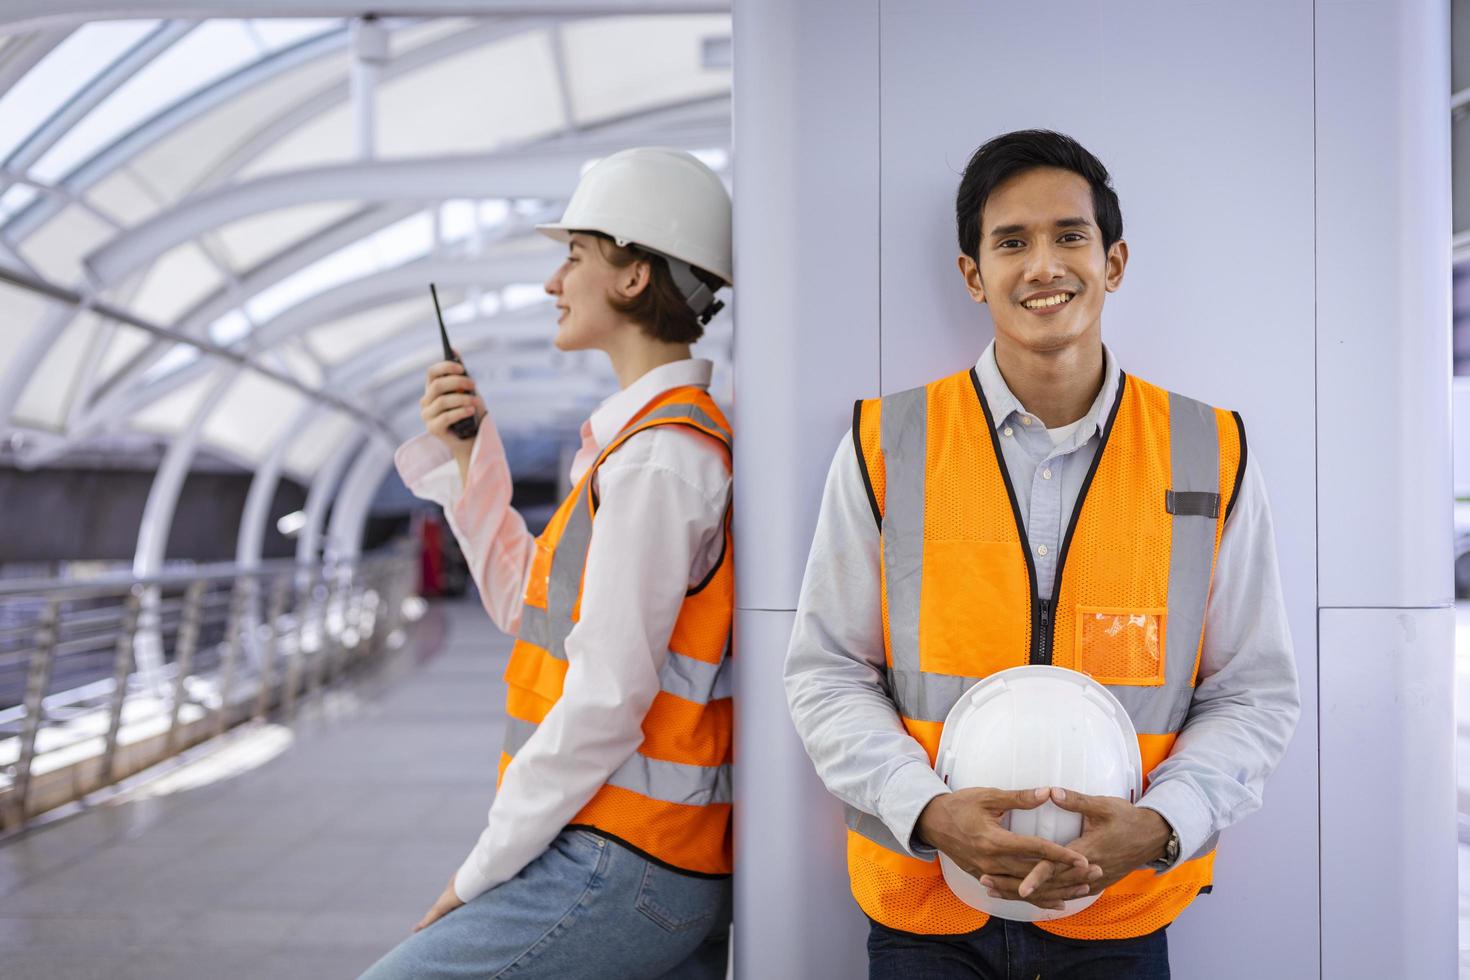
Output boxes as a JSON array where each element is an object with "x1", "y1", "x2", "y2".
[{"x1": 957, "y1": 166, "x2": 1127, "y2": 355}]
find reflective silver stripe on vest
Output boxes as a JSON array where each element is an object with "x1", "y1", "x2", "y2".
[
  {"x1": 507, "y1": 715, "x2": 730, "y2": 806},
  {"x1": 636, "y1": 402, "x2": 733, "y2": 445},
  {"x1": 541, "y1": 486, "x2": 593, "y2": 661},
  {"x1": 844, "y1": 802, "x2": 919, "y2": 857},
  {"x1": 607, "y1": 754, "x2": 732, "y2": 806},
  {"x1": 886, "y1": 667, "x2": 980, "y2": 724},
  {"x1": 517, "y1": 603, "x2": 552, "y2": 649},
  {"x1": 1106, "y1": 392, "x2": 1220, "y2": 735},
  {"x1": 503, "y1": 714, "x2": 537, "y2": 758},
  {"x1": 660, "y1": 648, "x2": 733, "y2": 704},
  {"x1": 880, "y1": 385, "x2": 929, "y2": 683}
]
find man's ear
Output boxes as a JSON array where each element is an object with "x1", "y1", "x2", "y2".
[
  {"x1": 1104, "y1": 239, "x2": 1128, "y2": 292},
  {"x1": 958, "y1": 253, "x2": 987, "y2": 304}
]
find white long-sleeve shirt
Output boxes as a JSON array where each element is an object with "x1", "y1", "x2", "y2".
[
  {"x1": 394, "y1": 358, "x2": 732, "y2": 902},
  {"x1": 784, "y1": 342, "x2": 1300, "y2": 869}
]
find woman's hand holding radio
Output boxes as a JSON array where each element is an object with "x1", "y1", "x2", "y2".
[{"x1": 421, "y1": 359, "x2": 487, "y2": 479}]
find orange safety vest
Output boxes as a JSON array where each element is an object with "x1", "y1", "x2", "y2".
[
  {"x1": 499, "y1": 385, "x2": 734, "y2": 876},
  {"x1": 848, "y1": 367, "x2": 1244, "y2": 939}
]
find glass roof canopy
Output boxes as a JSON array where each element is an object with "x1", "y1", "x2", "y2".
[{"x1": 0, "y1": 11, "x2": 732, "y2": 487}]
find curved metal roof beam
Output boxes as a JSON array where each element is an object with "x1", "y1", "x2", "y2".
[
  {"x1": 193, "y1": 16, "x2": 565, "y2": 192},
  {"x1": 328, "y1": 303, "x2": 556, "y2": 387},
  {"x1": 84, "y1": 130, "x2": 727, "y2": 284},
  {"x1": 3, "y1": 20, "x2": 196, "y2": 174},
  {"x1": 0, "y1": 262, "x2": 399, "y2": 468},
  {"x1": 0, "y1": 30, "x2": 71, "y2": 102},
  {"x1": 0, "y1": 2, "x2": 728, "y2": 34},
  {"x1": 2, "y1": 21, "x2": 354, "y2": 241},
  {"x1": 73, "y1": 251, "x2": 559, "y2": 437},
  {"x1": 88, "y1": 201, "x2": 423, "y2": 407}
]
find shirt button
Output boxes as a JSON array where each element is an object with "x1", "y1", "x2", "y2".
[
  {"x1": 1020, "y1": 416, "x2": 1032, "y2": 426},
  {"x1": 1042, "y1": 468, "x2": 1052, "y2": 480},
  {"x1": 1037, "y1": 544, "x2": 1049, "y2": 556},
  {"x1": 1003, "y1": 426, "x2": 1013, "y2": 437}
]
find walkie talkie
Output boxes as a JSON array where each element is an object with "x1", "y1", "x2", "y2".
[{"x1": 430, "y1": 283, "x2": 479, "y2": 440}]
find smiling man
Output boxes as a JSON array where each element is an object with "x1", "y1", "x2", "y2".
[{"x1": 784, "y1": 130, "x2": 1300, "y2": 977}]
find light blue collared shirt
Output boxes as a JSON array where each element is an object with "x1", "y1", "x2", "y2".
[{"x1": 975, "y1": 342, "x2": 1120, "y2": 600}]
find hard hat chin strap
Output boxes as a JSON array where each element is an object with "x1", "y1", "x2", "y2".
[{"x1": 661, "y1": 254, "x2": 725, "y2": 326}]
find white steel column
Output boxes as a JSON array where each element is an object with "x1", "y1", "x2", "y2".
[
  {"x1": 325, "y1": 440, "x2": 394, "y2": 565},
  {"x1": 1316, "y1": 1, "x2": 1456, "y2": 976},
  {"x1": 298, "y1": 429, "x2": 366, "y2": 568},
  {"x1": 732, "y1": 0, "x2": 879, "y2": 975},
  {"x1": 132, "y1": 366, "x2": 243, "y2": 691},
  {"x1": 349, "y1": 16, "x2": 387, "y2": 162}
]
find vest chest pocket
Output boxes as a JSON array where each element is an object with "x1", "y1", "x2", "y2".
[{"x1": 1075, "y1": 607, "x2": 1167, "y2": 686}]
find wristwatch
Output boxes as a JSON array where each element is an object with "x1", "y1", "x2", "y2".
[{"x1": 1148, "y1": 826, "x2": 1181, "y2": 872}]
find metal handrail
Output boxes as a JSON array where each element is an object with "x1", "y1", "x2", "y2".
[
  {"x1": 0, "y1": 556, "x2": 326, "y2": 599},
  {"x1": 0, "y1": 543, "x2": 419, "y2": 831}
]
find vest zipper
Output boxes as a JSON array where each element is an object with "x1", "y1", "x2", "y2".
[{"x1": 1037, "y1": 598, "x2": 1053, "y2": 664}]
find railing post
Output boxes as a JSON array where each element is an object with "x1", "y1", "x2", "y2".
[
  {"x1": 167, "y1": 580, "x2": 206, "y2": 755},
  {"x1": 254, "y1": 573, "x2": 289, "y2": 721},
  {"x1": 214, "y1": 577, "x2": 247, "y2": 738},
  {"x1": 306, "y1": 571, "x2": 330, "y2": 708},
  {"x1": 98, "y1": 589, "x2": 142, "y2": 792},
  {"x1": 7, "y1": 598, "x2": 60, "y2": 831},
  {"x1": 282, "y1": 571, "x2": 312, "y2": 722}
]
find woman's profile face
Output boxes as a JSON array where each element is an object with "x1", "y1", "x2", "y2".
[{"x1": 544, "y1": 233, "x2": 636, "y2": 353}]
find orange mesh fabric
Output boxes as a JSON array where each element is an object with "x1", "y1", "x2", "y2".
[
  {"x1": 847, "y1": 830, "x2": 988, "y2": 936},
  {"x1": 573, "y1": 786, "x2": 731, "y2": 874},
  {"x1": 859, "y1": 397, "x2": 887, "y2": 514},
  {"x1": 639, "y1": 694, "x2": 733, "y2": 765},
  {"x1": 1053, "y1": 377, "x2": 1172, "y2": 675},
  {"x1": 1037, "y1": 853, "x2": 1215, "y2": 940},
  {"x1": 858, "y1": 399, "x2": 894, "y2": 667},
  {"x1": 919, "y1": 372, "x2": 1031, "y2": 678}
]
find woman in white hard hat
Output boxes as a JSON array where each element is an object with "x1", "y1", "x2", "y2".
[{"x1": 360, "y1": 148, "x2": 735, "y2": 979}]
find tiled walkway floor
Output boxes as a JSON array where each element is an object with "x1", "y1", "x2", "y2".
[{"x1": 0, "y1": 599, "x2": 507, "y2": 980}]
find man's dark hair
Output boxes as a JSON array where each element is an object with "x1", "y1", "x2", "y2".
[{"x1": 955, "y1": 129, "x2": 1123, "y2": 264}]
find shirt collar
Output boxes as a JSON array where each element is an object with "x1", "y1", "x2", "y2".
[
  {"x1": 974, "y1": 340, "x2": 1120, "y2": 441},
  {"x1": 588, "y1": 357, "x2": 714, "y2": 449}
]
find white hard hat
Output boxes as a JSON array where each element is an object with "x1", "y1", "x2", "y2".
[
  {"x1": 933, "y1": 665, "x2": 1143, "y2": 922},
  {"x1": 537, "y1": 147, "x2": 733, "y2": 323}
]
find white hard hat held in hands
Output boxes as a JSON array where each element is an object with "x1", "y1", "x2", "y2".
[
  {"x1": 537, "y1": 146, "x2": 733, "y2": 323},
  {"x1": 933, "y1": 665, "x2": 1144, "y2": 922}
]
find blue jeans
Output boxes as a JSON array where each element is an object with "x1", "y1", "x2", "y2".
[
  {"x1": 868, "y1": 917, "x2": 1169, "y2": 979},
  {"x1": 360, "y1": 828, "x2": 731, "y2": 979}
]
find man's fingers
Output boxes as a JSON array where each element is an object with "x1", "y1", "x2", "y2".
[
  {"x1": 1019, "y1": 859, "x2": 1054, "y2": 898},
  {"x1": 989, "y1": 827, "x2": 1090, "y2": 869},
  {"x1": 983, "y1": 874, "x2": 1092, "y2": 904},
  {"x1": 987, "y1": 786, "x2": 1050, "y2": 811},
  {"x1": 1049, "y1": 787, "x2": 1099, "y2": 813}
]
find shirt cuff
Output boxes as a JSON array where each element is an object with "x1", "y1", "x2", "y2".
[
  {"x1": 394, "y1": 432, "x2": 454, "y2": 489},
  {"x1": 1137, "y1": 778, "x2": 1213, "y2": 871},
  {"x1": 452, "y1": 851, "x2": 498, "y2": 905},
  {"x1": 877, "y1": 760, "x2": 952, "y2": 860},
  {"x1": 448, "y1": 422, "x2": 510, "y2": 530}
]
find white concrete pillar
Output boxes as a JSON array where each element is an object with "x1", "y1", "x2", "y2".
[
  {"x1": 732, "y1": 0, "x2": 880, "y2": 975},
  {"x1": 1315, "y1": 2, "x2": 1456, "y2": 976}
]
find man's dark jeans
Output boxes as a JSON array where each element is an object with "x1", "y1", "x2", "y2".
[{"x1": 868, "y1": 917, "x2": 1170, "y2": 979}]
